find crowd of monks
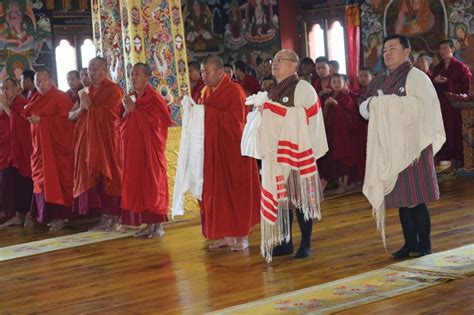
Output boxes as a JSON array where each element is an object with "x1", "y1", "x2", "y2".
[{"x1": 0, "y1": 36, "x2": 471, "y2": 261}]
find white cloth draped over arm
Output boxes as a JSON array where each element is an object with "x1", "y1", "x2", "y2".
[{"x1": 172, "y1": 96, "x2": 205, "y2": 218}]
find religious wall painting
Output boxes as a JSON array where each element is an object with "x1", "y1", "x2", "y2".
[
  {"x1": 183, "y1": 0, "x2": 222, "y2": 55},
  {"x1": 361, "y1": 1, "x2": 384, "y2": 70},
  {"x1": 384, "y1": 0, "x2": 448, "y2": 54},
  {"x1": 0, "y1": 0, "x2": 52, "y2": 83},
  {"x1": 449, "y1": 1, "x2": 474, "y2": 70}
]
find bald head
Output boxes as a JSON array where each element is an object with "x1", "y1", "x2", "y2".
[
  {"x1": 35, "y1": 68, "x2": 54, "y2": 95},
  {"x1": 89, "y1": 57, "x2": 108, "y2": 86},
  {"x1": 204, "y1": 56, "x2": 224, "y2": 70},
  {"x1": 272, "y1": 49, "x2": 300, "y2": 83},
  {"x1": 201, "y1": 56, "x2": 225, "y2": 87}
]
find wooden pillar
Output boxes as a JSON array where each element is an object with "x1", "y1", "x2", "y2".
[{"x1": 278, "y1": 0, "x2": 297, "y2": 51}]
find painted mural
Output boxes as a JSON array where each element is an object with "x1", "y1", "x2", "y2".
[
  {"x1": 0, "y1": 0, "x2": 53, "y2": 83},
  {"x1": 361, "y1": 0, "x2": 474, "y2": 72},
  {"x1": 182, "y1": 0, "x2": 280, "y2": 69}
]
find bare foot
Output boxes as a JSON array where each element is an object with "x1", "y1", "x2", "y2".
[
  {"x1": 320, "y1": 178, "x2": 328, "y2": 192},
  {"x1": 334, "y1": 186, "x2": 347, "y2": 194},
  {"x1": 1, "y1": 216, "x2": 23, "y2": 227},
  {"x1": 134, "y1": 225, "x2": 152, "y2": 238},
  {"x1": 24, "y1": 214, "x2": 34, "y2": 228},
  {"x1": 209, "y1": 237, "x2": 235, "y2": 249},
  {"x1": 230, "y1": 237, "x2": 249, "y2": 251},
  {"x1": 90, "y1": 215, "x2": 111, "y2": 231},
  {"x1": 106, "y1": 216, "x2": 122, "y2": 232},
  {"x1": 148, "y1": 224, "x2": 165, "y2": 239},
  {"x1": 49, "y1": 219, "x2": 65, "y2": 231}
]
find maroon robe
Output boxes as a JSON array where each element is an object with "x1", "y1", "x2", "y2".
[
  {"x1": 191, "y1": 78, "x2": 205, "y2": 103},
  {"x1": 350, "y1": 86, "x2": 369, "y2": 181},
  {"x1": 200, "y1": 75, "x2": 260, "y2": 239},
  {"x1": 432, "y1": 57, "x2": 472, "y2": 162},
  {"x1": 312, "y1": 77, "x2": 333, "y2": 104},
  {"x1": 119, "y1": 84, "x2": 173, "y2": 225},
  {"x1": 237, "y1": 74, "x2": 261, "y2": 95},
  {"x1": 318, "y1": 91, "x2": 358, "y2": 182}
]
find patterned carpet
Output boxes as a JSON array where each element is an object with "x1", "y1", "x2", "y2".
[
  {"x1": 211, "y1": 244, "x2": 473, "y2": 315},
  {"x1": 0, "y1": 230, "x2": 135, "y2": 262}
]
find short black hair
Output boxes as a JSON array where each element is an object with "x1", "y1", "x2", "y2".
[
  {"x1": 383, "y1": 34, "x2": 411, "y2": 49},
  {"x1": 261, "y1": 76, "x2": 274, "y2": 82},
  {"x1": 67, "y1": 70, "x2": 80, "y2": 78},
  {"x1": 315, "y1": 56, "x2": 329, "y2": 64},
  {"x1": 256, "y1": 57, "x2": 263, "y2": 66},
  {"x1": 188, "y1": 61, "x2": 201, "y2": 71},
  {"x1": 21, "y1": 69, "x2": 35, "y2": 82},
  {"x1": 329, "y1": 60, "x2": 340, "y2": 70},
  {"x1": 331, "y1": 73, "x2": 347, "y2": 82},
  {"x1": 234, "y1": 60, "x2": 247, "y2": 73},
  {"x1": 300, "y1": 57, "x2": 315, "y2": 65},
  {"x1": 223, "y1": 63, "x2": 234, "y2": 69},
  {"x1": 359, "y1": 67, "x2": 373, "y2": 75},
  {"x1": 439, "y1": 39, "x2": 455, "y2": 49}
]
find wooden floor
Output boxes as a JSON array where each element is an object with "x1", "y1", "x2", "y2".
[{"x1": 0, "y1": 179, "x2": 473, "y2": 314}]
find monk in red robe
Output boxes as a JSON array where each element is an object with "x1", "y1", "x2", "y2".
[
  {"x1": 70, "y1": 57, "x2": 123, "y2": 231},
  {"x1": 20, "y1": 70, "x2": 38, "y2": 100},
  {"x1": 319, "y1": 74, "x2": 358, "y2": 193},
  {"x1": 312, "y1": 56, "x2": 332, "y2": 104},
  {"x1": 349, "y1": 68, "x2": 373, "y2": 183},
  {"x1": 23, "y1": 69, "x2": 75, "y2": 231},
  {"x1": 118, "y1": 63, "x2": 172, "y2": 238},
  {"x1": 198, "y1": 56, "x2": 260, "y2": 251},
  {"x1": 0, "y1": 78, "x2": 33, "y2": 227},
  {"x1": 66, "y1": 70, "x2": 84, "y2": 104},
  {"x1": 189, "y1": 61, "x2": 204, "y2": 102},
  {"x1": 234, "y1": 60, "x2": 261, "y2": 95},
  {"x1": 432, "y1": 39, "x2": 472, "y2": 167}
]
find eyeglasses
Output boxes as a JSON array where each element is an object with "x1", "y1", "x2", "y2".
[{"x1": 269, "y1": 58, "x2": 296, "y2": 64}]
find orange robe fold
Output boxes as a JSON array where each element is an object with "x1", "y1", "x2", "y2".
[
  {"x1": 118, "y1": 84, "x2": 172, "y2": 214},
  {"x1": 74, "y1": 79, "x2": 123, "y2": 198},
  {"x1": 10, "y1": 96, "x2": 33, "y2": 178},
  {"x1": 24, "y1": 87, "x2": 74, "y2": 206},
  {"x1": 201, "y1": 75, "x2": 261, "y2": 239}
]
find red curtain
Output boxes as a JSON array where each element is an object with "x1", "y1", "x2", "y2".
[{"x1": 345, "y1": 5, "x2": 360, "y2": 90}]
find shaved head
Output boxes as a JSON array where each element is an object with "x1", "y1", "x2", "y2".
[
  {"x1": 133, "y1": 62, "x2": 152, "y2": 77},
  {"x1": 204, "y1": 56, "x2": 224, "y2": 70},
  {"x1": 89, "y1": 57, "x2": 107, "y2": 69},
  {"x1": 201, "y1": 56, "x2": 225, "y2": 87},
  {"x1": 89, "y1": 57, "x2": 108, "y2": 86}
]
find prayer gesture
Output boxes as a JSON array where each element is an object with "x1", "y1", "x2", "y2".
[
  {"x1": 28, "y1": 115, "x2": 41, "y2": 125},
  {"x1": 79, "y1": 90, "x2": 91, "y2": 110},
  {"x1": 325, "y1": 97, "x2": 338, "y2": 106},
  {"x1": 122, "y1": 94, "x2": 136, "y2": 113},
  {"x1": 434, "y1": 74, "x2": 448, "y2": 84}
]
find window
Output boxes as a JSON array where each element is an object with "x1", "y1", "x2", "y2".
[
  {"x1": 308, "y1": 24, "x2": 325, "y2": 62},
  {"x1": 81, "y1": 39, "x2": 96, "y2": 68},
  {"x1": 307, "y1": 18, "x2": 347, "y2": 74},
  {"x1": 54, "y1": 37, "x2": 96, "y2": 91},
  {"x1": 55, "y1": 40, "x2": 77, "y2": 91}
]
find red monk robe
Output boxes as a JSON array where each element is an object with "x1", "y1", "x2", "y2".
[
  {"x1": 73, "y1": 79, "x2": 123, "y2": 215},
  {"x1": 191, "y1": 78, "x2": 205, "y2": 102},
  {"x1": 119, "y1": 84, "x2": 172, "y2": 225},
  {"x1": 200, "y1": 75, "x2": 260, "y2": 239},
  {"x1": 8, "y1": 96, "x2": 33, "y2": 217},
  {"x1": 318, "y1": 90, "x2": 358, "y2": 182},
  {"x1": 312, "y1": 77, "x2": 333, "y2": 104},
  {"x1": 237, "y1": 73, "x2": 261, "y2": 95},
  {"x1": 349, "y1": 86, "x2": 369, "y2": 182},
  {"x1": 0, "y1": 108, "x2": 13, "y2": 216},
  {"x1": 432, "y1": 57, "x2": 472, "y2": 163},
  {"x1": 23, "y1": 87, "x2": 74, "y2": 223}
]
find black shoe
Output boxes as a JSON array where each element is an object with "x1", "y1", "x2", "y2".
[
  {"x1": 294, "y1": 245, "x2": 311, "y2": 259},
  {"x1": 272, "y1": 241, "x2": 294, "y2": 256},
  {"x1": 392, "y1": 246, "x2": 413, "y2": 259},
  {"x1": 409, "y1": 249, "x2": 432, "y2": 258}
]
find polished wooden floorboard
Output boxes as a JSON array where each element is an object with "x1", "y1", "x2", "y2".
[{"x1": 0, "y1": 179, "x2": 472, "y2": 314}]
